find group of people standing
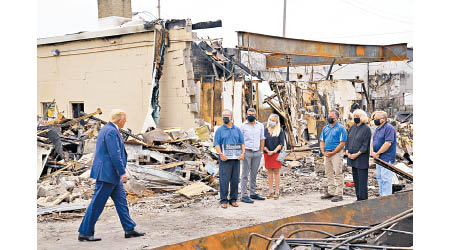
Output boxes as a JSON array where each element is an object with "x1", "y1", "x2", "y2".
[
  {"x1": 320, "y1": 109, "x2": 397, "y2": 202},
  {"x1": 75, "y1": 107, "x2": 398, "y2": 241},
  {"x1": 214, "y1": 107, "x2": 398, "y2": 209},
  {"x1": 213, "y1": 108, "x2": 285, "y2": 208}
]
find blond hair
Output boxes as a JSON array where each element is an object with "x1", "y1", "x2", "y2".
[
  {"x1": 267, "y1": 113, "x2": 281, "y2": 137},
  {"x1": 110, "y1": 109, "x2": 126, "y2": 124},
  {"x1": 352, "y1": 109, "x2": 368, "y2": 124}
]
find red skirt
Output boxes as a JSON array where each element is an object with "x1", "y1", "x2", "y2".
[{"x1": 264, "y1": 153, "x2": 282, "y2": 169}]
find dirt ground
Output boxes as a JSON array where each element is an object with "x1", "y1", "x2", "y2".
[
  {"x1": 37, "y1": 161, "x2": 413, "y2": 250},
  {"x1": 37, "y1": 191, "x2": 355, "y2": 250}
]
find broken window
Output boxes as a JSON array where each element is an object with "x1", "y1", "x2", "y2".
[
  {"x1": 71, "y1": 102, "x2": 84, "y2": 118},
  {"x1": 42, "y1": 102, "x2": 56, "y2": 121}
]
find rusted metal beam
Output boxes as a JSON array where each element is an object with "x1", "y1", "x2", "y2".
[
  {"x1": 154, "y1": 191, "x2": 413, "y2": 250},
  {"x1": 236, "y1": 31, "x2": 408, "y2": 67}
]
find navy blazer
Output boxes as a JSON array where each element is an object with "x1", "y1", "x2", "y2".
[{"x1": 90, "y1": 122, "x2": 127, "y2": 184}]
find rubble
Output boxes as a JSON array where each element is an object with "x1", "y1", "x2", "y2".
[
  {"x1": 175, "y1": 182, "x2": 217, "y2": 199},
  {"x1": 392, "y1": 118, "x2": 414, "y2": 165},
  {"x1": 36, "y1": 101, "x2": 413, "y2": 220},
  {"x1": 37, "y1": 106, "x2": 223, "y2": 217}
]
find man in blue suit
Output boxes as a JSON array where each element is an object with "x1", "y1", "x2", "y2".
[{"x1": 78, "y1": 109, "x2": 145, "y2": 241}]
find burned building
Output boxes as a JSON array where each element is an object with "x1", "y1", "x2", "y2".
[{"x1": 38, "y1": 19, "x2": 202, "y2": 133}]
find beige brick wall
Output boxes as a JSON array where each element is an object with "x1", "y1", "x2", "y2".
[{"x1": 37, "y1": 28, "x2": 199, "y2": 133}]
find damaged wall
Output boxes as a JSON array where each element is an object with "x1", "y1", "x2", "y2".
[
  {"x1": 238, "y1": 53, "x2": 413, "y2": 115},
  {"x1": 316, "y1": 80, "x2": 362, "y2": 119},
  {"x1": 368, "y1": 63, "x2": 413, "y2": 115},
  {"x1": 37, "y1": 22, "x2": 200, "y2": 133}
]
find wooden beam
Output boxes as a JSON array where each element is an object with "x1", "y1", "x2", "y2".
[
  {"x1": 41, "y1": 162, "x2": 77, "y2": 179},
  {"x1": 155, "y1": 161, "x2": 185, "y2": 170}
]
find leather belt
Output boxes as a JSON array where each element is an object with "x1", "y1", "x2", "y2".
[{"x1": 245, "y1": 149, "x2": 259, "y2": 152}]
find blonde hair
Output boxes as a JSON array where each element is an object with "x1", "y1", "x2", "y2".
[
  {"x1": 353, "y1": 109, "x2": 368, "y2": 124},
  {"x1": 267, "y1": 113, "x2": 281, "y2": 137},
  {"x1": 110, "y1": 109, "x2": 126, "y2": 124}
]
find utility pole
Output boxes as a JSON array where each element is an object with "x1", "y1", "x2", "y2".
[
  {"x1": 367, "y1": 62, "x2": 373, "y2": 112},
  {"x1": 157, "y1": 0, "x2": 161, "y2": 19},
  {"x1": 283, "y1": 0, "x2": 289, "y2": 81},
  {"x1": 283, "y1": 0, "x2": 287, "y2": 37}
]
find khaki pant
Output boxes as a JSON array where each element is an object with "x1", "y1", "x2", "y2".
[{"x1": 324, "y1": 150, "x2": 344, "y2": 196}]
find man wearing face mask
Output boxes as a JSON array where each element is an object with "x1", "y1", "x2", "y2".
[
  {"x1": 213, "y1": 109, "x2": 245, "y2": 208},
  {"x1": 371, "y1": 111, "x2": 397, "y2": 196},
  {"x1": 319, "y1": 110, "x2": 348, "y2": 202},
  {"x1": 239, "y1": 108, "x2": 266, "y2": 203}
]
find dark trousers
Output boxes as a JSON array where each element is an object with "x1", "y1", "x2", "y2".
[
  {"x1": 352, "y1": 167, "x2": 368, "y2": 201},
  {"x1": 78, "y1": 180, "x2": 136, "y2": 236},
  {"x1": 219, "y1": 160, "x2": 240, "y2": 204}
]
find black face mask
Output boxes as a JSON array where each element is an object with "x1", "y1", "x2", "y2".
[
  {"x1": 354, "y1": 117, "x2": 361, "y2": 124},
  {"x1": 223, "y1": 117, "x2": 230, "y2": 124},
  {"x1": 247, "y1": 115, "x2": 256, "y2": 122},
  {"x1": 327, "y1": 117, "x2": 335, "y2": 124},
  {"x1": 374, "y1": 119, "x2": 381, "y2": 126}
]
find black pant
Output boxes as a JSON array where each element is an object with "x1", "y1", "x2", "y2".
[
  {"x1": 352, "y1": 167, "x2": 368, "y2": 201},
  {"x1": 219, "y1": 160, "x2": 240, "y2": 204}
]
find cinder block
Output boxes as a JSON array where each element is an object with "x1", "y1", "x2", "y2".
[
  {"x1": 188, "y1": 103, "x2": 199, "y2": 113},
  {"x1": 186, "y1": 85, "x2": 196, "y2": 96}
]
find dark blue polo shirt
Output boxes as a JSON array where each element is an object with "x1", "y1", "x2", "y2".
[{"x1": 373, "y1": 122, "x2": 397, "y2": 162}]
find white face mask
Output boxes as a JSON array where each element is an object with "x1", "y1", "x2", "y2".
[{"x1": 268, "y1": 121, "x2": 276, "y2": 127}]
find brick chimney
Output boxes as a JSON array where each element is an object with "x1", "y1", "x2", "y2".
[{"x1": 97, "y1": 0, "x2": 132, "y2": 19}]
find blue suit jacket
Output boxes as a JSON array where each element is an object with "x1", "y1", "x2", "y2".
[{"x1": 90, "y1": 122, "x2": 127, "y2": 184}]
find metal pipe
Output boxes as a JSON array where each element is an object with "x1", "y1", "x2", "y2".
[
  {"x1": 282, "y1": 0, "x2": 287, "y2": 37},
  {"x1": 266, "y1": 222, "x2": 367, "y2": 250},
  {"x1": 285, "y1": 240, "x2": 413, "y2": 249},
  {"x1": 157, "y1": 0, "x2": 161, "y2": 19},
  {"x1": 247, "y1": 233, "x2": 273, "y2": 249},
  {"x1": 265, "y1": 219, "x2": 413, "y2": 250},
  {"x1": 330, "y1": 212, "x2": 413, "y2": 250},
  {"x1": 287, "y1": 228, "x2": 337, "y2": 238}
]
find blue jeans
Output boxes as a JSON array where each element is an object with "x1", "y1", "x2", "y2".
[
  {"x1": 376, "y1": 161, "x2": 394, "y2": 196},
  {"x1": 78, "y1": 181, "x2": 136, "y2": 236},
  {"x1": 219, "y1": 160, "x2": 240, "y2": 204}
]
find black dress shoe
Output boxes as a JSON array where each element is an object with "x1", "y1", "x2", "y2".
[
  {"x1": 78, "y1": 234, "x2": 101, "y2": 242},
  {"x1": 241, "y1": 197, "x2": 254, "y2": 203},
  {"x1": 320, "y1": 193, "x2": 334, "y2": 199},
  {"x1": 250, "y1": 194, "x2": 266, "y2": 200},
  {"x1": 125, "y1": 229, "x2": 145, "y2": 238},
  {"x1": 331, "y1": 195, "x2": 343, "y2": 202}
]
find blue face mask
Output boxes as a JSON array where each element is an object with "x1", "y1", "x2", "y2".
[
  {"x1": 268, "y1": 121, "x2": 276, "y2": 127},
  {"x1": 223, "y1": 117, "x2": 230, "y2": 124}
]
